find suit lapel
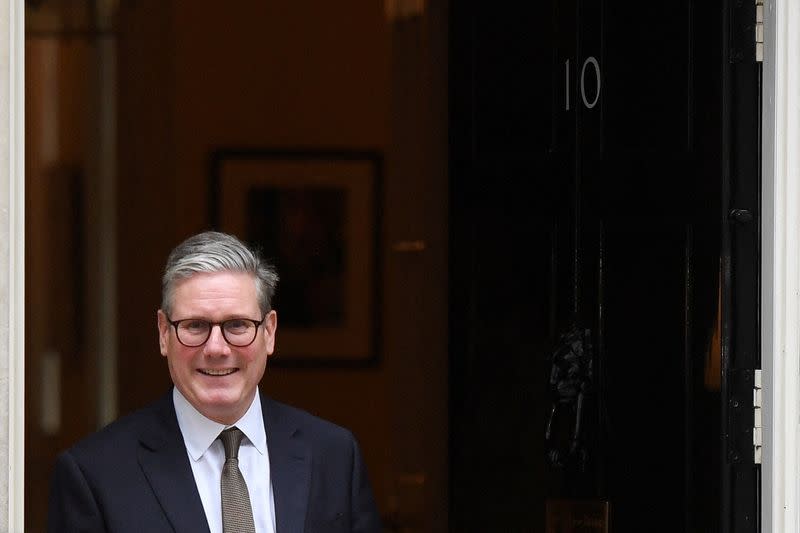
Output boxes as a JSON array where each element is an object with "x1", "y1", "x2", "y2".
[
  {"x1": 264, "y1": 395, "x2": 311, "y2": 533},
  {"x1": 138, "y1": 391, "x2": 211, "y2": 533}
]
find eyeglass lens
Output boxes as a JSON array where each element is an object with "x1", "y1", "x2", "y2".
[{"x1": 174, "y1": 319, "x2": 259, "y2": 347}]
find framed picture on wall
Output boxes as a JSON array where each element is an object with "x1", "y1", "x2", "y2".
[{"x1": 210, "y1": 149, "x2": 382, "y2": 367}]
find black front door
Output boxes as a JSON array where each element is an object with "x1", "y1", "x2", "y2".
[{"x1": 449, "y1": 1, "x2": 760, "y2": 532}]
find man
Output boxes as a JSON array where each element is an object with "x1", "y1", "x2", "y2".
[{"x1": 48, "y1": 231, "x2": 382, "y2": 533}]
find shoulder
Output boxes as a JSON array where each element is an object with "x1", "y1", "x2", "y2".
[
  {"x1": 263, "y1": 396, "x2": 357, "y2": 444},
  {"x1": 62, "y1": 392, "x2": 172, "y2": 463}
]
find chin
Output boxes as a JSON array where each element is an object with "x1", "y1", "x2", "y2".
[{"x1": 200, "y1": 391, "x2": 240, "y2": 407}]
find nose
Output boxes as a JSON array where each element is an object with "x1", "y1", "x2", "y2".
[{"x1": 203, "y1": 324, "x2": 231, "y2": 356}]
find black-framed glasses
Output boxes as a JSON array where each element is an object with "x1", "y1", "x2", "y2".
[{"x1": 167, "y1": 317, "x2": 265, "y2": 347}]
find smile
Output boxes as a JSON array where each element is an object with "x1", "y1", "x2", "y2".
[{"x1": 198, "y1": 368, "x2": 237, "y2": 376}]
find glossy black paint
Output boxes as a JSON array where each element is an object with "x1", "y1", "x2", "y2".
[{"x1": 449, "y1": 0, "x2": 760, "y2": 531}]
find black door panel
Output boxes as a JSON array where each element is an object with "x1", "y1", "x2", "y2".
[{"x1": 450, "y1": 0, "x2": 760, "y2": 531}]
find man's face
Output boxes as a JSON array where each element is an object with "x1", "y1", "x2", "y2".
[{"x1": 157, "y1": 271, "x2": 277, "y2": 424}]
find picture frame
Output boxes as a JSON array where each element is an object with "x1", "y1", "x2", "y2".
[{"x1": 209, "y1": 148, "x2": 382, "y2": 367}]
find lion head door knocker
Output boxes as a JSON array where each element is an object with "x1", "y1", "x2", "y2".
[{"x1": 545, "y1": 324, "x2": 593, "y2": 472}]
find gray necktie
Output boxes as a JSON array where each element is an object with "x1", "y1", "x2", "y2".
[{"x1": 219, "y1": 427, "x2": 256, "y2": 533}]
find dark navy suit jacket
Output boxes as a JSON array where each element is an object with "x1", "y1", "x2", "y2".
[{"x1": 47, "y1": 389, "x2": 382, "y2": 533}]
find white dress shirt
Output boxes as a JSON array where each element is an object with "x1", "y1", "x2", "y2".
[{"x1": 173, "y1": 387, "x2": 276, "y2": 533}]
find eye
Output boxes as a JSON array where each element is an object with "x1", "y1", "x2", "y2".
[
  {"x1": 181, "y1": 320, "x2": 209, "y2": 333},
  {"x1": 224, "y1": 319, "x2": 250, "y2": 334}
]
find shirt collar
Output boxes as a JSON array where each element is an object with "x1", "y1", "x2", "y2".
[{"x1": 173, "y1": 387, "x2": 267, "y2": 461}]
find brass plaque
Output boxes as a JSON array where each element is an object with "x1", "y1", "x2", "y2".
[{"x1": 545, "y1": 499, "x2": 609, "y2": 533}]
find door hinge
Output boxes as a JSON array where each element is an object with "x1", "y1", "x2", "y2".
[
  {"x1": 727, "y1": 369, "x2": 757, "y2": 464},
  {"x1": 756, "y1": 0, "x2": 764, "y2": 63},
  {"x1": 754, "y1": 369, "x2": 762, "y2": 464}
]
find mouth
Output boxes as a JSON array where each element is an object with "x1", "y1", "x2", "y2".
[{"x1": 198, "y1": 368, "x2": 238, "y2": 377}]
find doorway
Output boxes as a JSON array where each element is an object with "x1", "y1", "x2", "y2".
[{"x1": 24, "y1": 2, "x2": 450, "y2": 532}]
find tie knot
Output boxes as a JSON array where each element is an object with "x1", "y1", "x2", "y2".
[{"x1": 219, "y1": 427, "x2": 245, "y2": 460}]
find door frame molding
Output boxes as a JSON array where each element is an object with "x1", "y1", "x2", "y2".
[
  {"x1": 762, "y1": 0, "x2": 800, "y2": 531},
  {"x1": 1, "y1": 0, "x2": 25, "y2": 530}
]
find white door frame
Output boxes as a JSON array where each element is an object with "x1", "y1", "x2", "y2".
[
  {"x1": 1, "y1": 0, "x2": 25, "y2": 530},
  {"x1": 762, "y1": 0, "x2": 800, "y2": 532}
]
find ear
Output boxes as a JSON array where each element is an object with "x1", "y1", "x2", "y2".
[
  {"x1": 157, "y1": 310, "x2": 170, "y2": 357},
  {"x1": 263, "y1": 310, "x2": 278, "y2": 356}
]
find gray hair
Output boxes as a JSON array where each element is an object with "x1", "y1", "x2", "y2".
[{"x1": 161, "y1": 231, "x2": 279, "y2": 316}]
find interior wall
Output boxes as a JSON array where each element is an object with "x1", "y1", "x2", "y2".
[
  {"x1": 25, "y1": 35, "x2": 100, "y2": 532},
  {"x1": 385, "y1": 4, "x2": 449, "y2": 531},
  {"x1": 116, "y1": 0, "x2": 401, "y2": 522}
]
